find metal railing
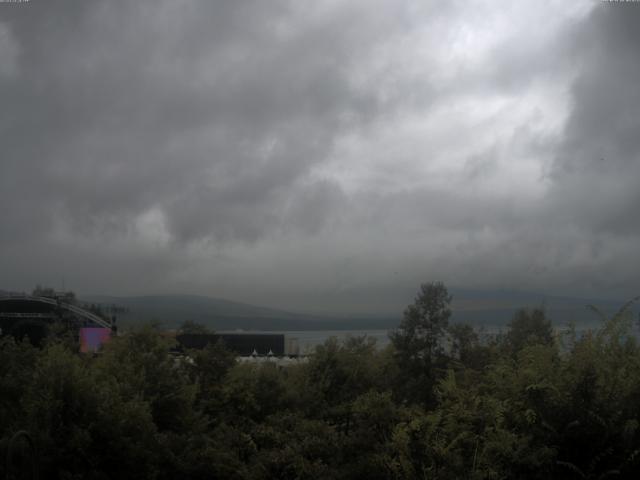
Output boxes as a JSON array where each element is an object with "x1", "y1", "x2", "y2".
[{"x1": 0, "y1": 295, "x2": 112, "y2": 329}]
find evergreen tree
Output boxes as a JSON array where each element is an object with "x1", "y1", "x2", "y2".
[{"x1": 390, "y1": 281, "x2": 452, "y2": 406}]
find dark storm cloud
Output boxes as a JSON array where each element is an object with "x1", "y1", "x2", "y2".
[
  {"x1": 1, "y1": 1, "x2": 638, "y2": 308},
  {"x1": 549, "y1": 4, "x2": 640, "y2": 237},
  {"x1": 0, "y1": 0, "x2": 399, "y2": 247}
]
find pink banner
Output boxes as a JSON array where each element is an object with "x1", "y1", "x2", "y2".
[{"x1": 79, "y1": 327, "x2": 112, "y2": 353}]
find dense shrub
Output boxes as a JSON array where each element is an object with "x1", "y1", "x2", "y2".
[{"x1": 2, "y1": 290, "x2": 640, "y2": 479}]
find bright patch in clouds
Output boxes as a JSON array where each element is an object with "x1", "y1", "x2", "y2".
[{"x1": 2, "y1": 0, "x2": 639, "y2": 311}]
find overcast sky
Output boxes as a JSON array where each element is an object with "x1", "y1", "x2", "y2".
[{"x1": 1, "y1": 1, "x2": 639, "y2": 314}]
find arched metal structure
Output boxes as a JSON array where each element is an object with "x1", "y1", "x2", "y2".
[{"x1": 0, "y1": 294, "x2": 112, "y2": 329}]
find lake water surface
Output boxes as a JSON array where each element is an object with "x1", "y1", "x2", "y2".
[
  {"x1": 235, "y1": 324, "x2": 598, "y2": 355},
  {"x1": 257, "y1": 330, "x2": 392, "y2": 353}
]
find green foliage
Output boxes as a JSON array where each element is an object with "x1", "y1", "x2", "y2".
[
  {"x1": 303, "y1": 336, "x2": 384, "y2": 408},
  {"x1": 447, "y1": 322, "x2": 496, "y2": 370},
  {"x1": 2, "y1": 286, "x2": 640, "y2": 479},
  {"x1": 95, "y1": 325, "x2": 198, "y2": 434},
  {"x1": 390, "y1": 281, "x2": 452, "y2": 406},
  {"x1": 178, "y1": 320, "x2": 211, "y2": 335},
  {"x1": 505, "y1": 307, "x2": 554, "y2": 353},
  {"x1": 391, "y1": 281, "x2": 452, "y2": 360},
  {"x1": 17, "y1": 341, "x2": 162, "y2": 478},
  {"x1": 188, "y1": 339, "x2": 237, "y2": 418}
]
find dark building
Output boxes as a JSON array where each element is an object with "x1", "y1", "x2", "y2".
[{"x1": 176, "y1": 333, "x2": 287, "y2": 356}]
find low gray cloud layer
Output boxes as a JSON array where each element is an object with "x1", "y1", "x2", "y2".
[{"x1": 1, "y1": 1, "x2": 639, "y2": 314}]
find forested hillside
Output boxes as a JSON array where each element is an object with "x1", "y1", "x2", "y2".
[{"x1": 2, "y1": 284, "x2": 640, "y2": 479}]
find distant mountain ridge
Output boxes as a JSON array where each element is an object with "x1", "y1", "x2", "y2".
[
  {"x1": 79, "y1": 289, "x2": 638, "y2": 331},
  {"x1": 80, "y1": 294, "x2": 397, "y2": 331},
  {"x1": 448, "y1": 287, "x2": 636, "y2": 329}
]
